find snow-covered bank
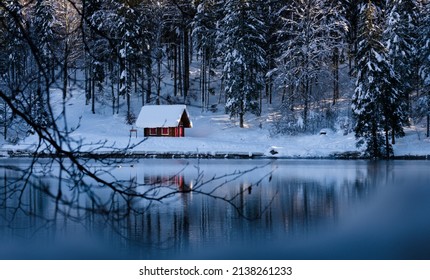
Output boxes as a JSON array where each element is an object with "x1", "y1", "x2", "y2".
[{"x1": 1, "y1": 90, "x2": 430, "y2": 159}]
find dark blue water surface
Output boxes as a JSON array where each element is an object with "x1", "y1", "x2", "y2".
[{"x1": 1, "y1": 159, "x2": 429, "y2": 260}]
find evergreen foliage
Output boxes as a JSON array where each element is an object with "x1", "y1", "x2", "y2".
[
  {"x1": 192, "y1": 0, "x2": 222, "y2": 111},
  {"x1": 417, "y1": 0, "x2": 430, "y2": 137},
  {"x1": 218, "y1": 0, "x2": 266, "y2": 127},
  {"x1": 385, "y1": 0, "x2": 420, "y2": 113},
  {"x1": 275, "y1": 0, "x2": 348, "y2": 131},
  {"x1": 352, "y1": 1, "x2": 406, "y2": 158}
]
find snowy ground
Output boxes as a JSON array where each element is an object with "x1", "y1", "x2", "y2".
[{"x1": 1, "y1": 88, "x2": 430, "y2": 159}]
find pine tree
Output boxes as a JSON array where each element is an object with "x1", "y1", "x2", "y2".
[
  {"x1": 52, "y1": 0, "x2": 82, "y2": 100},
  {"x1": 193, "y1": 0, "x2": 222, "y2": 112},
  {"x1": 261, "y1": 0, "x2": 284, "y2": 106},
  {"x1": 385, "y1": 0, "x2": 420, "y2": 114},
  {"x1": 325, "y1": 0, "x2": 349, "y2": 105},
  {"x1": 344, "y1": 0, "x2": 360, "y2": 73},
  {"x1": 418, "y1": 0, "x2": 430, "y2": 137},
  {"x1": 276, "y1": 0, "x2": 347, "y2": 131},
  {"x1": 352, "y1": 1, "x2": 405, "y2": 158},
  {"x1": 83, "y1": 0, "x2": 111, "y2": 114},
  {"x1": 219, "y1": 0, "x2": 266, "y2": 128},
  {"x1": 32, "y1": 0, "x2": 56, "y2": 80},
  {"x1": 30, "y1": 0, "x2": 56, "y2": 127},
  {"x1": 0, "y1": 1, "x2": 32, "y2": 140}
]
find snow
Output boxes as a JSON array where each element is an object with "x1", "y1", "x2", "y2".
[
  {"x1": 2, "y1": 88, "x2": 430, "y2": 159},
  {"x1": 135, "y1": 105, "x2": 192, "y2": 128},
  {"x1": 372, "y1": 49, "x2": 384, "y2": 63}
]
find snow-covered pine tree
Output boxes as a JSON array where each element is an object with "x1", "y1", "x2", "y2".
[
  {"x1": 116, "y1": 2, "x2": 137, "y2": 121},
  {"x1": 385, "y1": 0, "x2": 420, "y2": 114},
  {"x1": 29, "y1": 0, "x2": 56, "y2": 128},
  {"x1": 219, "y1": 0, "x2": 266, "y2": 128},
  {"x1": 0, "y1": 1, "x2": 32, "y2": 141},
  {"x1": 344, "y1": 0, "x2": 360, "y2": 73},
  {"x1": 131, "y1": 1, "x2": 155, "y2": 106},
  {"x1": 261, "y1": 0, "x2": 284, "y2": 106},
  {"x1": 32, "y1": 0, "x2": 56, "y2": 82},
  {"x1": 276, "y1": 0, "x2": 347, "y2": 131},
  {"x1": 324, "y1": 0, "x2": 349, "y2": 105},
  {"x1": 352, "y1": 1, "x2": 405, "y2": 158},
  {"x1": 158, "y1": 0, "x2": 194, "y2": 103},
  {"x1": 193, "y1": 0, "x2": 222, "y2": 112},
  {"x1": 0, "y1": 10, "x2": 11, "y2": 140},
  {"x1": 82, "y1": 0, "x2": 111, "y2": 114},
  {"x1": 418, "y1": 0, "x2": 430, "y2": 137},
  {"x1": 52, "y1": 0, "x2": 82, "y2": 101}
]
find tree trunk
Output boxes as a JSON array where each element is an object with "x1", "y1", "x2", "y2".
[
  {"x1": 112, "y1": 78, "x2": 115, "y2": 115},
  {"x1": 281, "y1": 80, "x2": 286, "y2": 103},
  {"x1": 183, "y1": 28, "x2": 190, "y2": 101},
  {"x1": 91, "y1": 74, "x2": 95, "y2": 114},
  {"x1": 201, "y1": 49, "x2": 206, "y2": 112},
  {"x1": 239, "y1": 113, "x2": 244, "y2": 128},
  {"x1": 303, "y1": 80, "x2": 309, "y2": 131},
  {"x1": 178, "y1": 40, "x2": 183, "y2": 98},
  {"x1": 117, "y1": 66, "x2": 120, "y2": 115},
  {"x1": 127, "y1": 94, "x2": 131, "y2": 120},
  {"x1": 207, "y1": 51, "x2": 212, "y2": 110},
  {"x1": 156, "y1": 51, "x2": 161, "y2": 105},
  {"x1": 332, "y1": 47, "x2": 340, "y2": 105},
  {"x1": 385, "y1": 126, "x2": 390, "y2": 159},
  {"x1": 146, "y1": 54, "x2": 152, "y2": 104},
  {"x1": 141, "y1": 64, "x2": 145, "y2": 106},
  {"x1": 63, "y1": 42, "x2": 68, "y2": 100},
  {"x1": 427, "y1": 114, "x2": 430, "y2": 138},
  {"x1": 174, "y1": 44, "x2": 178, "y2": 97},
  {"x1": 3, "y1": 101, "x2": 7, "y2": 140},
  {"x1": 85, "y1": 64, "x2": 89, "y2": 105},
  {"x1": 259, "y1": 88, "x2": 262, "y2": 116},
  {"x1": 134, "y1": 68, "x2": 138, "y2": 98},
  {"x1": 372, "y1": 120, "x2": 378, "y2": 158}
]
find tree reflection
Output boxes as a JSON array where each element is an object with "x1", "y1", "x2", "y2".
[{"x1": 0, "y1": 160, "x2": 381, "y2": 259}]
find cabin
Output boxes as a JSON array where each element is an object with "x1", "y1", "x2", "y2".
[{"x1": 135, "y1": 105, "x2": 192, "y2": 137}]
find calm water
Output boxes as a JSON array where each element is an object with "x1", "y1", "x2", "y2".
[{"x1": 1, "y1": 158, "x2": 430, "y2": 260}]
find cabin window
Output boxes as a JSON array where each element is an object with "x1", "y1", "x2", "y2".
[
  {"x1": 149, "y1": 128, "x2": 157, "y2": 135},
  {"x1": 161, "y1": 128, "x2": 169, "y2": 135}
]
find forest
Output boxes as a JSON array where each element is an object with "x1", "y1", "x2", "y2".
[{"x1": 0, "y1": 0, "x2": 429, "y2": 158}]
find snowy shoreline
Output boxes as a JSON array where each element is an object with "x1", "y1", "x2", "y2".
[
  {"x1": 1, "y1": 92, "x2": 430, "y2": 160},
  {"x1": 3, "y1": 148, "x2": 429, "y2": 160}
]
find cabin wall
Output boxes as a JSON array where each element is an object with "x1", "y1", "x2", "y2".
[{"x1": 144, "y1": 127, "x2": 184, "y2": 137}]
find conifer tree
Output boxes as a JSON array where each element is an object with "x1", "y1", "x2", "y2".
[
  {"x1": 261, "y1": 0, "x2": 284, "y2": 106},
  {"x1": 193, "y1": 0, "x2": 222, "y2": 111},
  {"x1": 28, "y1": 0, "x2": 56, "y2": 127},
  {"x1": 352, "y1": 1, "x2": 405, "y2": 158},
  {"x1": 276, "y1": 0, "x2": 347, "y2": 131},
  {"x1": 219, "y1": 0, "x2": 266, "y2": 127},
  {"x1": 385, "y1": 0, "x2": 420, "y2": 114},
  {"x1": 0, "y1": 1, "x2": 33, "y2": 140},
  {"x1": 418, "y1": 0, "x2": 430, "y2": 136}
]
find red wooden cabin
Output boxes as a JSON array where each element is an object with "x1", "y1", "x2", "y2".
[{"x1": 135, "y1": 105, "x2": 192, "y2": 137}]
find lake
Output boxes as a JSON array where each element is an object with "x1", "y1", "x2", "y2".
[{"x1": 1, "y1": 158, "x2": 430, "y2": 260}]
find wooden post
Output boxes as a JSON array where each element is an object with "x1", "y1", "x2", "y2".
[{"x1": 130, "y1": 127, "x2": 137, "y2": 138}]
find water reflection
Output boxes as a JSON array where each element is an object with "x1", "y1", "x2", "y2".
[{"x1": 0, "y1": 159, "x2": 429, "y2": 259}]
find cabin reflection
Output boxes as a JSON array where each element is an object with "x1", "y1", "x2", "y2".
[{"x1": 143, "y1": 174, "x2": 192, "y2": 192}]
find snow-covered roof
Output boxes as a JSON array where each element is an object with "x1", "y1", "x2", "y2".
[{"x1": 135, "y1": 105, "x2": 192, "y2": 128}]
